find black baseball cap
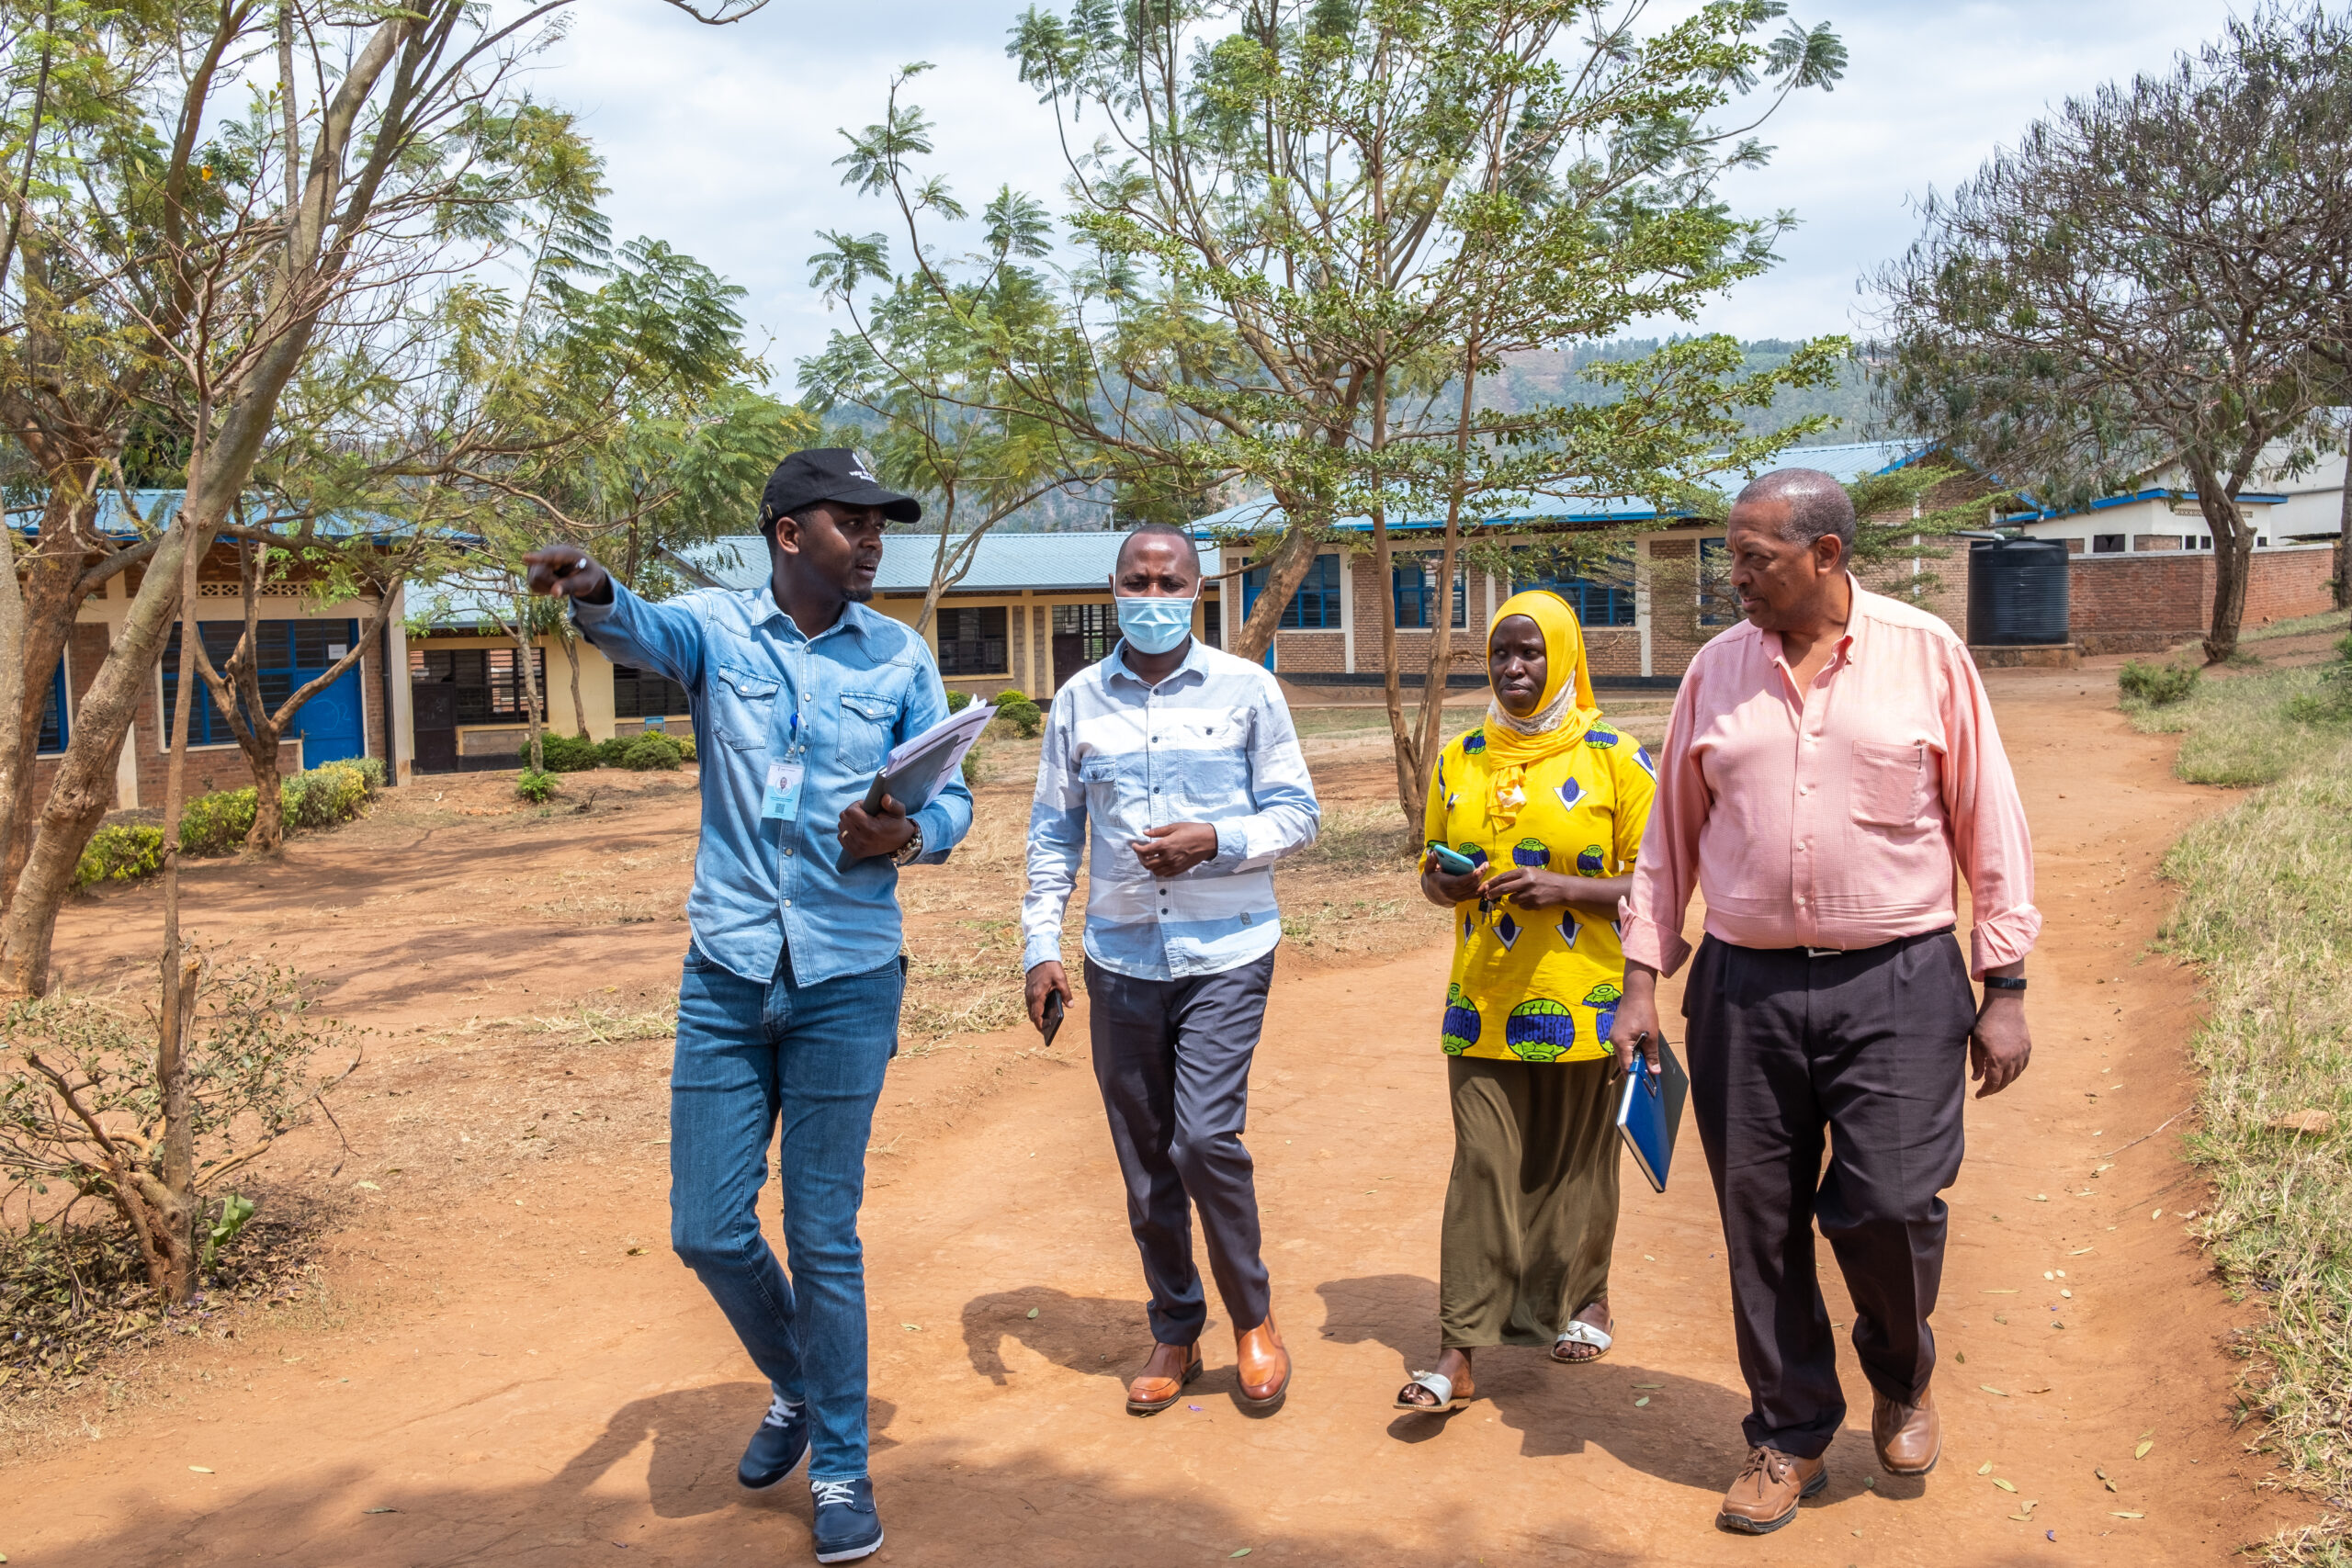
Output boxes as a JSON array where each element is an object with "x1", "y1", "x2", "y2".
[{"x1": 758, "y1": 447, "x2": 922, "y2": 529}]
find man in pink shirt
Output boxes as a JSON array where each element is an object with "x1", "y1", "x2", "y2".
[{"x1": 1611, "y1": 469, "x2": 2039, "y2": 1537}]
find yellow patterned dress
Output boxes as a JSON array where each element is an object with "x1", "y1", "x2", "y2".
[{"x1": 1423, "y1": 718, "x2": 1657, "y2": 1063}]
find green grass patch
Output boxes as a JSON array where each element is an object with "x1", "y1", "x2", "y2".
[{"x1": 2149, "y1": 653, "x2": 2352, "y2": 1562}]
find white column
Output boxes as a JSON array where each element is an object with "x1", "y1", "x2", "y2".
[
  {"x1": 1636, "y1": 537, "x2": 1654, "y2": 678},
  {"x1": 385, "y1": 582, "x2": 413, "y2": 785},
  {"x1": 1339, "y1": 550, "x2": 1356, "y2": 671}
]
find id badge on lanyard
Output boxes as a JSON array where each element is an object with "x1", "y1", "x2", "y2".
[{"x1": 762, "y1": 707, "x2": 806, "y2": 821}]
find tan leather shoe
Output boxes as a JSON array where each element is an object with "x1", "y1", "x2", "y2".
[
  {"x1": 1124, "y1": 1341, "x2": 1202, "y2": 1416},
  {"x1": 1235, "y1": 1314, "x2": 1291, "y2": 1413},
  {"x1": 1716, "y1": 1446, "x2": 1827, "y2": 1535},
  {"x1": 1872, "y1": 1382, "x2": 1940, "y2": 1474}
]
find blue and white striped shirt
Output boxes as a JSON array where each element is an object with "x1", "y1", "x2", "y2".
[{"x1": 1023, "y1": 639, "x2": 1320, "y2": 980}]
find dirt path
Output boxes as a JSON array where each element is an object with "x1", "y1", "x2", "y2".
[{"x1": 0, "y1": 670, "x2": 2312, "y2": 1565}]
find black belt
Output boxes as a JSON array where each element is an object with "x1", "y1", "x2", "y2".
[{"x1": 1764, "y1": 924, "x2": 1954, "y2": 960}]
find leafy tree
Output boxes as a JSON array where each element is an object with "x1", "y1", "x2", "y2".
[
  {"x1": 1872, "y1": 4, "x2": 2352, "y2": 662},
  {"x1": 825, "y1": 3, "x2": 1848, "y2": 819}
]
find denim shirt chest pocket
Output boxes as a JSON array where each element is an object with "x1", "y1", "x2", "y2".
[
  {"x1": 712, "y1": 665, "x2": 781, "y2": 753},
  {"x1": 837, "y1": 690, "x2": 899, "y2": 772}
]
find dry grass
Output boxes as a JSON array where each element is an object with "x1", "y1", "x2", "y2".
[
  {"x1": 2122, "y1": 663, "x2": 2339, "y2": 787},
  {"x1": 2154, "y1": 694, "x2": 2352, "y2": 1562}
]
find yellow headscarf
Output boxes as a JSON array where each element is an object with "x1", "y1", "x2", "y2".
[{"x1": 1480, "y1": 590, "x2": 1600, "y2": 827}]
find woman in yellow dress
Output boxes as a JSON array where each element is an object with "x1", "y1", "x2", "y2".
[{"x1": 1396, "y1": 590, "x2": 1656, "y2": 1414}]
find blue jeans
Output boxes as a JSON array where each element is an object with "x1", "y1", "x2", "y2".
[{"x1": 670, "y1": 942, "x2": 902, "y2": 1483}]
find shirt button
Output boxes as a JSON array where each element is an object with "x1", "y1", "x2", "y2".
[
  {"x1": 1795, "y1": 896, "x2": 1807, "y2": 906},
  {"x1": 784, "y1": 846, "x2": 794, "y2": 857}
]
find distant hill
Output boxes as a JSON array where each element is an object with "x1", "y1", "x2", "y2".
[
  {"x1": 1481, "y1": 338, "x2": 1874, "y2": 444},
  {"x1": 821, "y1": 336, "x2": 1873, "y2": 533}
]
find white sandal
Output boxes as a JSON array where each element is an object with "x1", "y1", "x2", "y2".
[
  {"x1": 1394, "y1": 1370, "x2": 1473, "y2": 1413},
  {"x1": 1551, "y1": 1318, "x2": 1614, "y2": 1364}
]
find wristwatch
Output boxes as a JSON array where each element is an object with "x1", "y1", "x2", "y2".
[
  {"x1": 890, "y1": 824, "x2": 925, "y2": 867},
  {"x1": 1982, "y1": 975, "x2": 2028, "y2": 992}
]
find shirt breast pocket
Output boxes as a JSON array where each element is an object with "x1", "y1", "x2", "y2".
[
  {"x1": 712, "y1": 666, "x2": 779, "y2": 751},
  {"x1": 1849, "y1": 739, "x2": 1931, "y2": 829},
  {"x1": 838, "y1": 691, "x2": 899, "y2": 773}
]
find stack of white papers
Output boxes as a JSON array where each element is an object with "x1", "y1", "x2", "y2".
[{"x1": 873, "y1": 700, "x2": 996, "y2": 809}]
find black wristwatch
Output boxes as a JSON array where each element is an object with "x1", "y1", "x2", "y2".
[{"x1": 1982, "y1": 975, "x2": 2028, "y2": 993}]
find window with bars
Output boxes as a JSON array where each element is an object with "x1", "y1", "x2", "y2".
[
  {"x1": 1242, "y1": 553, "x2": 1341, "y2": 629},
  {"x1": 164, "y1": 619, "x2": 358, "y2": 745},
  {"x1": 1202, "y1": 595, "x2": 1221, "y2": 647},
  {"x1": 1393, "y1": 555, "x2": 1468, "y2": 628},
  {"x1": 2092, "y1": 534, "x2": 2126, "y2": 554},
  {"x1": 935, "y1": 605, "x2": 1010, "y2": 676},
  {"x1": 407, "y1": 645, "x2": 547, "y2": 723},
  {"x1": 1510, "y1": 549, "x2": 1637, "y2": 628},
  {"x1": 613, "y1": 664, "x2": 690, "y2": 719},
  {"x1": 37, "y1": 659, "x2": 65, "y2": 753},
  {"x1": 1052, "y1": 602, "x2": 1116, "y2": 662}
]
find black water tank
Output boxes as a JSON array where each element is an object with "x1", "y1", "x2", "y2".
[{"x1": 1967, "y1": 537, "x2": 2070, "y2": 646}]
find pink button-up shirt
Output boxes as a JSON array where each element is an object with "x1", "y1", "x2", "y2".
[{"x1": 1621, "y1": 579, "x2": 2041, "y2": 979}]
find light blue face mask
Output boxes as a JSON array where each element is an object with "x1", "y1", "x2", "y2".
[{"x1": 1115, "y1": 593, "x2": 1196, "y2": 655}]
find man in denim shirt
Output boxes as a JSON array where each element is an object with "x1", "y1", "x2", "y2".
[{"x1": 527, "y1": 448, "x2": 970, "y2": 1564}]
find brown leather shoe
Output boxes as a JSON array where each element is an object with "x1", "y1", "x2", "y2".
[
  {"x1": 1872, "y1": 1382, "x2": 1940, "y2": 1474},
  {"x1": 1716, "y1": 1446, "x2": 1827, "y2": 1534},
  {"x1": 1124, "y1": 1342, "x2": 1202, "y2": 1416},
  {"x1": 1235, "y1": 1314, "x2": 1291, "y2": 1413}
]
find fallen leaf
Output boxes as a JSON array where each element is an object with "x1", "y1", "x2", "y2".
[
  {"x1": 2061, "y1": 1289, "x2": 2073, "y2": 1300},
  {"x1": 2071, "y1": 1247, "x2": 2096, "y2": 1256},
  {"x1": 2009, "y1": 1513, "x2": 2035, "y2": 1522},
  {"x1": 2042, "y1": 1271, "x2": 2054, "y2": 1281},
  {"x1": 1981, "y1": 1385, "x2": 2010, "y2": 1397},
  {"x1": 2151, "y1": 1209, "x2": 2163, "y2": 1220},
  {"x1": 2095, "y1": 1467, "x2": 2109, "y2": 1482},
  {"x1": 900, "y1": 1323, "x2": 922, "y2": 1332},
  {"x1": 1026, "y1": 1308, "x2": 1039, "y2": 1319},
  {"x1": 2105, "y1": 1480, "x2": 2119, "y2": 1493},
  {"x1": 2112, "y1": 1511, "x2": 2145, "y2": 1519},
  {"x1": 1634, "y1": 1396, "x2": 1650, "y2": 1407},
  {"x1": 1863, "y1": 1475, "x2": 1876, "y2": 1489},
  {"x1": 1956, "y1": 1350, "x2": 1968, "y2": 1363},
  {"x1": 189, "y1": 1465, "x2": 213, "y2": 1473},
  {"x1": 1983, "y1": 1289, "x2": 2018, "y2": 1294},
  {"x1": 1977, "y1": 1461, "x2": 1995, "y2": 1476},
  {"x1": 364, "y1": 1507, "x2": 398, "y2": 1515},
  {"x1": 1993, "y1": 1478, "x2": 2018, "y2": 1493},
  {"x1": 2135, "y1": 1439, "x2": 2154, "y2": 1460},
  {"x1": 354, "y1": 1180, "x2": 380, "y2": 1191},
  {"x1": 626, "y1": 1247, "x2": 648, "y2": 1256},
  {"x1": 2032, "y1": 1194, "x2": 2049, "y2": 1201},
  {"x1": 1231, "y1": 1551, "x2": 1252, "y2": 1560},
  {"x1": 1995, "y1": 1314, "x2": 2009, "y2": 1325},
  {"x1": 2139, "y1": 1428, "x2": 2154, "y2": 1439}
]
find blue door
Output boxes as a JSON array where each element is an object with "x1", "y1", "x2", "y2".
[{"x1": 295, "y1": 659, "x2": 366, "y2": 764}]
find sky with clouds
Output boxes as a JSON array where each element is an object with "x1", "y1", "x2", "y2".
[{"x1": 537, "y1": 0, "x2": 2248, "y2": 394}]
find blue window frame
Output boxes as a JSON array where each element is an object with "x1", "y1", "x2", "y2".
[
  {"x1": 37, "y1": 659, "x2": 66, "y2": 753},
  {"x1": 163, "y1": 619, "x2": 358, "y2": 745},
  {"x1": 1393, "y1": 556, "x2": 1467, "y2": 628},
  {"x1": 1241, "y1": 553, "x2": 1342, "y2": 629},
  {"x1": 1511, "y1": 549, "x2": 1637, "y2": 628}
]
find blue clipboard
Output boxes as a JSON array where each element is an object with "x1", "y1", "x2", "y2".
[{"x1": 1613, "y1": 1034, "x2": 1689, "y2": 1194}]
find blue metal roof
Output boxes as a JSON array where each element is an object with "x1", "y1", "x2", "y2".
[
  {"x1": 1188, "y1": 440, "x2": 1932, "y2": 537},
  {"x1": 11, "y1": 487, "x2": 458, "y2": 543},
  {"x1": 677, "y1": 531, "x2": 1225, "y2": 595},
  {"x1": 2002, "y1": 486, "x2": 2288, "y2": 524}
]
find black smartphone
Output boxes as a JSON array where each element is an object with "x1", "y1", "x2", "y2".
[{"x1": 1041, "y1": 987, "x2": 1065, "y2": 1046}]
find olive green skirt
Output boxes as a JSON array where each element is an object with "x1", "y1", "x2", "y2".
[{"x1": 1438, "y1": 1054, "x2": 1622, "y2": 1349}]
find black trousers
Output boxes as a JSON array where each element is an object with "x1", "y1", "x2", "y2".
[
  {"x1": 1085, "y1": 952, "x2": 1276, "y2": 1346},
  {"x1": 1683, "y1": 930, "x2": 1976, "y2": 1460}
]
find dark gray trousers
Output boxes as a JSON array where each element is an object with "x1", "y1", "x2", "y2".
[
  {"x1": 1683, "y1": 930, "x2": 1976, "y2": 1460},
  {"x1": 1085, "y1": 952, "x2": 1276, "y2": 1346}
]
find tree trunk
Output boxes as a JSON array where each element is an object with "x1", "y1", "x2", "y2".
[
  {"x1": 152, "y1": 481, "x2": 208, "y2": 1302},
  {"x1": 0, "y1": 491, "x2": 104, "y2": 910},
  {"x1": 2195, "y1": 476, "x2": 2253, "y2": 663},
  {"x1": 560, "y1": 626, "x2": 587, "y2": 739},
  {"x1": 1227, "y1": 508, "x2": 1326, "y2": 664},
  {"x1": 514, "y1": 597, "x2": 544, "y2": 774},
  {"x1": 2335, "y1": 435, "x2": 2350, "y2": 612}
]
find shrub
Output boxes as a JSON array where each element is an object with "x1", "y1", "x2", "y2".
[
  {"x1": 178, "y1": 787, "x2": 258, "y2": 857},
  {"x1": 993, "y1": 688, "x2": 1044, "y2": 739},
  {"x1": 349, "y1": 756, "x2": 387, "y2": 793},
  {"x1": 2119, "y1": 659, "x2": 2199, "y2": 706},
  {"x1": 622, "y1": 731, "x2": 684, "y2": 771},
  {"x1": 283, "y1": 762, "x2": 368, "y2": 829},
  {"x1": 525, "y1": 732, "x2": 602, "y2": 773},
  {"x1": 676, "y1": 732, "x2": 696, "y2": 763},
  {"x1": 515, "y1": 768, "x2": 560, "y2": 803},
  {"x1": 75, "y1": 824, "x2": 165, "y2": 887},
  {"x1": 594, "y1": 735, "x2": 634, "y2": 768},
  {"x1": 945, "y1": 690, "x2": 973, "y2": 713}
]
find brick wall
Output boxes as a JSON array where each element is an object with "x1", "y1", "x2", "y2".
[
  {"x1": 1586, "y1": 627, "x2": 1642, "y2": 678},
  {"x1": 2067, "y1": 546, "x2": 2334, "y2": 654},
  {"x1": 27, "y1": 622, "x2": 117, "y2": 807},
  {"x1": 1271, "y1": 629, "x2": 1346, "y2": 672}
]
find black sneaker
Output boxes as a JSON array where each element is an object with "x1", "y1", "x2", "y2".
[
  {"x1": 737, "y1": 1394, "x2": 808, "y2": 1490},
  {"x1": 808, "y1": 1476, "x2": 883, "y2": 1563}
]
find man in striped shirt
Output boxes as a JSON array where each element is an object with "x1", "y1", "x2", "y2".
[{"x1": 1023, "y1": 524, "x2": 1321, "y2": 1417}]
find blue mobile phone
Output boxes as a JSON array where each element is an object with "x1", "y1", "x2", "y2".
[{"x1": 1427, "y1": 843, "x2": 1477, "y2": 876}]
